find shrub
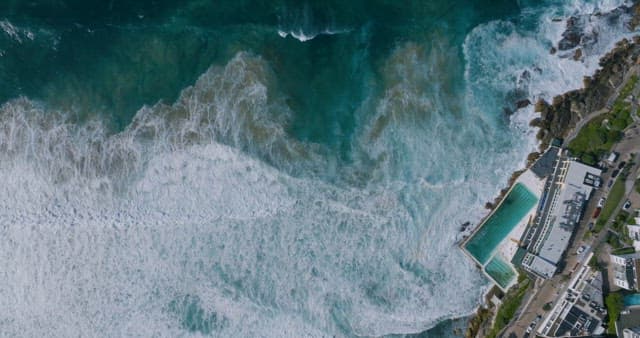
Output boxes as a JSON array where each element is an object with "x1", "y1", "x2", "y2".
[{"x1": 605, "y1": 293, "x2": 623, "y2": 334}]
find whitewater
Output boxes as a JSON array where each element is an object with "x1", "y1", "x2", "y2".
[{"x1": 0, "y1": 0, "x2": 637, "y2": 336}]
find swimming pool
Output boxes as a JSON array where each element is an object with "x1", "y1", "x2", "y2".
[
  {"x1": 484, "y1": 256, "x2": 516, "y2": 289},
  {"x1": 624, "y1": 293, "x2": 640, "y2": 307},
  {"x1": 464, "y1": 183, "x2": 538, "y2": 264}
]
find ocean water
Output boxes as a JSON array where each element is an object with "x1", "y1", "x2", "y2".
[{"x1": 0, "y1": 0, "x2": 636, "y2": 337}]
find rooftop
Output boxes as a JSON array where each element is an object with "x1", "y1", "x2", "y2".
[
  {"x1": 531, "y1": 146, "x2": 560, "y2": 178},
  {"x1": 526, "y1": 159, "x2": 601, "y2": 276},
  {"x1": 617, "y1": 307, "x2": 640, "y2": 338}
]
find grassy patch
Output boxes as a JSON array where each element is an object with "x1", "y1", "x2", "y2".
[
  {"x1": 568, "y1": 75, "x2": 638, "y2": 164},
  {"x1": 612, "y1": 211, "x2": 630, "y2": 232},
  {"x1": 606, "y1": 293, "x2": 624, "y2": 334},
  {"x1": 612, "y1": 247, "x2": 636, "y2": 255},
  {"x1": 594, "y1": 219, "x2": 607, "y2": 233},
  {"x1": 600, "y1": 179, "x2": 626, "y2": 223},
  {"x1": 486, "y1": 278, "x2": 531, "y2": 338},
  {"x1": 607, "y1": 232, "x2": 622, "y2": 249},
  {"x1": 588, "y1": 255, "x2": 601, "y2": 270}
]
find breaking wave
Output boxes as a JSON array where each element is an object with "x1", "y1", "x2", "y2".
[
  {"x1": 0, "y1": 0, "x2": 638, "y2": 336},
  {"x1": 0, "y1": 51, "x2": 487, "y2": 337}
]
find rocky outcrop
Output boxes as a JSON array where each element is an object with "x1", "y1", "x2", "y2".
[
  {"x1": 535, "y1": 36, "x2": 640, "y2": 150},
  {"x1": 558, "y1": 16, "x2": 583, "y2": 51}
]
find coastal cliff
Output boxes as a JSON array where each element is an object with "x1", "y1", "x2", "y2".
[
  {"x1": 532, "y1": 36, "x2": 640, "y2": 150},
  {"x1": 467, "y1": 5, "x2": 640, "y2": 338}
]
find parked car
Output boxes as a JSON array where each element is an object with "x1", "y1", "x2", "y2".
[
  {"x1": 624, "y1": 200, "x2": 632, "y2": 210},
  {"x1": 577, "y1": 246, "x2": 586, "y2": 255},
  {"x1": 588, "y1": 222, "x2": 594, "y2": 231},
  {"x1": 608, "y1": 179, "x2": 614, "y2": 188},
  {"x1": 593, "y1": 207, "x2": 602, "y2": 219},
  {"x1": 612, "y1": 169, "x2": 620, "y2": 178},
  {"x1": 618, "y1": 161, "x2": 627, "y2": 169},
  {"x1": 597, "y1": 197, "x2": 606, "y2": 207}
]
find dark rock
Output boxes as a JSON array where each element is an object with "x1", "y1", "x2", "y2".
[
  {"x1": 558, "y1": 16, "x2": 583, "y2": 51},
  {"x1": 559, "y1": 33, "x2": 581, "y2": 51},
  {"x1": 516, "y1": 99, "x2": 531, "y2": 109},
  {"x1": 534, "y1": 99, "x2": 549, "y2": 112},
  {"x1": 534, "y1": 37, "x2": 640, "y2": 151},
  {"x1": 573, "y1": 48, "x2": 583, "y2": 61},
  {"x1": 550, "y1": 46, "x2": 557, "y2": 54},
  {"x1": 503, "y1": 107, "x2": 514, "y2": 116},
  {"x1": 529, "y1": 117, "x2": 542, "y2": 127},
  {"x1": 527, "y1": 152, "x2": 541, "y2": 165},
  {"x1": 485, "y1": 202, "x2": 494, "y2": 210}
]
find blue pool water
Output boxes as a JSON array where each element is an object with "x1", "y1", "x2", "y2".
[
  {"x1": 624, "y1": 294, "x2": 640, "y2": 307},
  {"x1": 465, "y1": 183, "x2": 538, "y2": 264},
  {"x1": 484, "y1": 256, "x2": 517, "y2": 289}
]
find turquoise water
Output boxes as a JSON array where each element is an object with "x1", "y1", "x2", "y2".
[
  {"x1": 0, "y1": 1, "x2": 636, "y2": 337},
  {"x1": 624, "y1": 294, "x2": 640, "y2": 307},
  {"x1": 485, "y1": 256, "x2": 517, "y2": 289},
  {"x1": 465, "y1": 183, "x2": 538, "y2": 264}
]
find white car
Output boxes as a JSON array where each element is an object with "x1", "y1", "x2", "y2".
[
  {"x1": 597, "y1": 197, "x2": 605, "y2": 208},
  {"x1": 623, "y1": 200, "x2": 632, "y2": 210},
  {"x1": 577, "y1": 246, "x2": 586, "y2": 255}
]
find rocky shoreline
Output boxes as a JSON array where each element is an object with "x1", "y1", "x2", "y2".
[
  {"x1": 532, "y1": 36, "x2": 640, "y2": 150},
  {"x1": 465, "y1": 4, "x2": 640, "y2": 338},
  {"x1": 485, "y1": 4, "x2": 640, "y2": 212}
]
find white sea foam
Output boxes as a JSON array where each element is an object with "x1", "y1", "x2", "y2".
[
  {"x1": 277, "y1": 28, "x2": 350, "y2": 42},
  {"x1": 464, "y1": 0, "x2": 636, "y2": 117},
  {"x1": 276, "y1": 3, "x2": 350, "y2": 42},
  {"x1": 0, "y1": 51, "x2": 487, "y2": 336},
  {"x1": 0, "y1": 19, "x2": 36, "y2": 44},
  {"x1": 0, "y1": 1, "x2": 637, "y2": 336}
]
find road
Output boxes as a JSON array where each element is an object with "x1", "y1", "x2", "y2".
[
  {"x1": 503, "y1": 133, "x2": 640, "y2": 338},
  {"x1": 563, "y1": 64, "x2": 639, "y2": 147},
  {"x1": 501, "y1": 66, "x2": 640, "y2": 338}
]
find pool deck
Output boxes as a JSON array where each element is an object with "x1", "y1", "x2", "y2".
[{"x1": 460, "y1": 168, "x2": 546, "y2": 290}]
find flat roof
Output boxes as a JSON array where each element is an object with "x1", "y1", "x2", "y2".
[
  {"x1": 531, "y1": 146, "x2": 559, "y2": 178},
  {"x1": 617, "y1": 307, "x2": 640, "y2": 338},
  {"x1": 537, "y1": 161, "x2": 601, "y2": 265},
  {"x1": 529, "y1": 255, "x2": 556, "y2": 278}
]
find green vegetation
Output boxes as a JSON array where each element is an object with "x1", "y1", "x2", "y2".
[
  {"x1": 607, "y1": 231, "x2": 623, "y2": 249},
  {"x1": 600, "y1": 179, "x2": 626, "y2": 224},
  {"x1": 588, "y1": 255, "x2": 601, "y2": 270},
  {"x1": 636, "y1": 178, "x2": 640, "y2": 194},
  {"x1": 486, "y1": 278, "x2": 531, "y2": 338},
  {"x1": 605, "y1": 293, "x2": 624, "y2": 335},
  {"x1": 612, "y1": 211, "x2": 631, "y2": 232},
  {"x1": 594, "y1": 219, "x2": 606, "y2": 233},
  {"x1": 612, "y1": 247, "x2": 636, "y2": 255},
  {"x1": 568, "y1": 75, "x2": 638, "y2": 165},
  {"x1": 542, "y1": 302, "x2": 552, "y2": 312}
]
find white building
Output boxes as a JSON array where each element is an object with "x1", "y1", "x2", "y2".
[
  {"x1": 617, "y1": 307, "x2": 640, "y2": 338},
  {"x1": 611, "y1": 252, "x2": 640, "y2": 291},
  {"x1": 623, "y1": 327, "x2": 640, "y2": 338},
  {"x1": 628, "y1": 214, "x2": 640, "y2": 252},
  {"x1": 522, "y1": 159, "x2": 602, "y2": 278}
]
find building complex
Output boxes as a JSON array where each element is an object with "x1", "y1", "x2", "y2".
[
  {"x1": 611, "y1": 252, "x2": 640, "y2": 291},
  {"x1": 460, "y1": 145, "x2": 603, "y2": 290}
]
